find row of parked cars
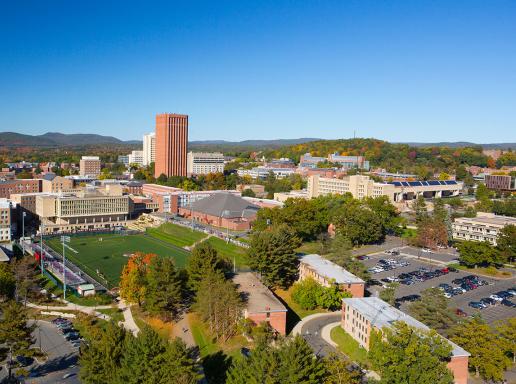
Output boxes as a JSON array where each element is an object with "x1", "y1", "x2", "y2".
[
  {"x1": 368, "y1": 257, "x2": 410, "y2": 274},
  {"x1": 391, "y1": 266, "x2": 457, "y2": 286},
  {"x1": 437, "y1": 274, "x2": 489, "y2": 298},
  {"x1": 469, "y1": 288, "x2": 516, "y2": 309},
  {"x1": 52, "y1": 317, "x2": 82, "y2": 349}
]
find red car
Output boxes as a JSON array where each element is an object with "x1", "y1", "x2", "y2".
[{"x1": 455, "y1": 308, "x2": 468, "y2": 317}]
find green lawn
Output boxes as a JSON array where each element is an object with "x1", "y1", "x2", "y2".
[
  {"x1": 205, "y1": 237, "x2": 249, "y2": 269},
  {"x1": 331, "y1": 326, "x2": 370, "y2": 367},
  {"x1": 146, "y1": 223, "x2": 207, "y2": 248},
  {"x1": 97, "y1": 307, "x2": 124, "y2": 323},
  {"x1": 46, "y1": 233, "x2": 190, "y2": 288}
]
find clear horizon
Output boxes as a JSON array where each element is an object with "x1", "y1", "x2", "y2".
[{"x1": 1, "y1": 1, "x2": 515, "y2": 142}]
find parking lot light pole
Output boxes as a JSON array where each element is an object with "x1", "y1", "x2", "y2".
[{"x1": 61, "y1": 235, "x2": 70, "y2": 300}]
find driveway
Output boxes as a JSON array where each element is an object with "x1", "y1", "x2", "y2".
[{"x1": 295, "y1": 312, "x2": 342, "y2": 357}]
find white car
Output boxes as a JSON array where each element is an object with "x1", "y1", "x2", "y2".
[
  {"x1": 421, "y1": 248, "x2": 433, "y2": 253},
  {"x1": 489, "y1": 294, "x2": 504, "y2": 302}
]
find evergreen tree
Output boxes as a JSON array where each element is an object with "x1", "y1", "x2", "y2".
[
  {"x1": 369, "y1": 322, "x2": 454, "y2": 384},
  {"x1": 80, "y1": 321, "x2": 127, "y2": 384},
  {"x1": 247, "y1": 224, "x2": 301, "y2": 288},
  {"x1": 195, "y1": 269, "x2": 243, "y2": 341},
  {"x1": 379, "y1": 283, "x2": 398, "y2": 306},
  {"x1": 412, "y1": 195, "x2": 428, "y2": 224},
  {"x1": 144, "y1": 256, "x2": 184, "y2": 319},
  {"x1": 0, "y1": 263, "x2": 15, "y2": 302},
  {"x1": 0, "y1": 301, "x2": 35, "y2": 379},
  {"x1": 451, "y1": 317, "x2": 511, "y2": 381},
  {"x1": 408, "y1": 288, "x2": 458, "y2": 336},
  {"x1": 116, "y1": 326, "x2": 198, "y2": 384},
  {"x1": 226, "y1": 336, "x2": 326, "y2": 384},
  {"x1": 187, "y1": 242, "x2": 228, "y2": 292}
]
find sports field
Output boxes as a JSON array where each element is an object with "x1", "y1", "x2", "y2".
[
  {"x1": 46, "y1": 233, "x2": 190, "y2": 288},
  {"x1": 146, "y1": 223, "x2": 207, "y2": 248}
]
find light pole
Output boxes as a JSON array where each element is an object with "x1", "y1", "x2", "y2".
[
  {"x1": 40, "y1": 221, "x2": 45, "y2": 275},
  {"x1": 61, "y1": 235, "x2": 70, "y2": 300},
  {"x1": 21, "y1": 211, "x2": 26, "y2": 253}
]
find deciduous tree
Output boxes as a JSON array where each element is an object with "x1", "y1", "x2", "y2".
[
  {"x1": 451, "y1": 317, "x2": 510, "y2": 381},
  {"x1": 119, "y1": 252, "x2": 155, "y2": 306},
  {"x1": 369, "y1": 322, "x2": 454, "y2": 384},
  {"x1": 457, "y1": 241, "x2": 501, "y2": 267}
]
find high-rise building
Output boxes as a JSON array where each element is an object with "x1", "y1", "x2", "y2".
[
  {"x1": 187, "y1": 152, "x2": 225, "y2": 175},
  {"x1": 154, "y1": 113, "x2": 188, "y2": 178},
  {"x1": 128, "y1": 150, "x2": 144, "y2": 167},
  {"x1": 79, "y1": 156, "x2": 101, "y2": 177},
  {"x1": 142, "y1": 132, "x2": 156, "y2": 166}
]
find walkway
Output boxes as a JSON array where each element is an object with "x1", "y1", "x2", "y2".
[
  {"x1": 118, "y1": 299, "x2": 140, "y2": 335},
  {"x1": 171, "y1": 313, "x2": 196, "y2": 348}
]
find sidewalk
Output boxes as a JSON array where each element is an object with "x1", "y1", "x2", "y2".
[
  {"x1": 118, "y1": 299, "x2": 140, "y2": 335},
  {"x1": 171, "y1": 313, "x2": 196, "y2": 347}
]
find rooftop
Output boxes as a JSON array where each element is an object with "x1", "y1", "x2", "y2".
[
  {"x1": 233, "y1": 272, "x2": 287, "y2": 314},
  {"x1": 343, "y1": 297, "x2": 469, "y2": 357},
  {"x1": 455, "y1": 213, "x2": 516, "y2": 226},
  {"x1": 189, "y1": 192, "x2": 259, "y2": 218},
  {"x1": 300, "y1": 254, "x2": 365, "y2": 284}
]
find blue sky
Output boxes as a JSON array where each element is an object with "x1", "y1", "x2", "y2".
[{"x1": 1, "y1": 1, "x2": 515, "y2": 142}]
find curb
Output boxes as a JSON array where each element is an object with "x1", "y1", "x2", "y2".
[{"x1": 291, "y1": 311, "x2": 340, "y2": 336}]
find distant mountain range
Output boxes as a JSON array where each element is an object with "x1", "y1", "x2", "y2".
[
  {"x1": 0, "y1": 132, "x2": 140, "y2": 147},
  {"x1": 0, "y1": 132, "x2": 514, "y2": 150}
]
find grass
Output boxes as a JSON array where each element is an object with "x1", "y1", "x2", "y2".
[
  {"x1": 46, "y1": 232, "x2": 190, "y2": 288},
  {"x1": 401, "y1": 227, "x2": 417, "y2": 238},
  {"x1": 453, "y1": 264, "x2": 513, "y2": 278},
  {"x1": 205, "y1": 236, "x2": 249, "y2": 269},
  {"x1": 274, "y1": 286, "x2": 327, "y2": 334},
  {"x1": 189, "y1": 313, "x2": 249, "y2": 357},
  {"x1": 97, "y1": 307, "x2": 124, "y2": 323},
  {"x1": 146, "y1": 223, "x2": 207, "y2": 248},
  {"x1": 297, "y1": 241, "x2": 323, "y2": 255},
  {"x1": 131, "y1": 305, "x2": 174, "y2": 339},
  {"x1": 331, "y1": 326, "x2": 370, "y2": 367}
]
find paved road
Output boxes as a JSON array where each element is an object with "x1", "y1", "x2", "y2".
[
  {"x1": 27, "y1": 321, "x2": 80, "y2": 384},
  {"x1": 351, "y1": 236, "x2": 404, "y2": 257},
  {"x1": 297, "y1": 313, "x2": 342, "y2": 357}
]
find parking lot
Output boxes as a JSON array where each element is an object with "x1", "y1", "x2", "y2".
[
  {"x1": 363, "y1": 250, "x2": 516, "y2": 324},
  {"x1": 399, "y1": 246, "x2": 460, "y2": 264}
]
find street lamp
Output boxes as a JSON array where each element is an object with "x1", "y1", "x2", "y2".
[
  {"x1": 61, "y1": 235, "x2": 71, "y2": 300},
  {"x1": 21, "y1": 211, "x2": 26, "y2": 253}
]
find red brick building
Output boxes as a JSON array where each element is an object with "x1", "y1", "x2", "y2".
[
  {"x1": 154, "y1": 113, "x2": 188, "y2": 178},
  {"x1": 341, "y1": 297, "x2": 469, "y2": 384},
  {"x1": 299, "y1": 254, "x2": 365, "y2": 297},
  {"x1": 178, "y1": 192, "x2": 259, "y2": 231},
  {"x1": 0, "y1": 179, "x2": 41, "y2": 199},
  {"x1": 233, "y1": 272, "x2": 287, "y2": 335}
]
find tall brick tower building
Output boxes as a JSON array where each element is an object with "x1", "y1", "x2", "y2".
[{"x1": 154, "y1": 113, "x2": 188, "y2": 178}]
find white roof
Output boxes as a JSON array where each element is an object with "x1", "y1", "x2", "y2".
[
  {"x1": 343, "y1": 297, "x2": 469, "y2": 357},
  {"x1": 300, "y1": 254, "x2": 364, "y2": 284}
]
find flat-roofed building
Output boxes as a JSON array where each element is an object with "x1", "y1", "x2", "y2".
[
  {"x1": 299, "y1": 254, "x2": 365, "y2": 297},
  {"x1": 128, "y1": 150, "x2": 144, "y2": 167},
  {"x1": 79, "y1": 156, "x2": 101, "y2": 177},
  {"x1": 452, "y1": 212, "x2": 516, "y2": 246},
  {"x1": 0, "y1": 199, "x2": 12, "y2": 242},
  {"x1": 342, "y1": 297, "x2": 469, "y2": 384},
  {"x1": 41, "y1": 174, "x2": 75, "y2": 193},
  {"x1": 187, "y1": 152, "x2": 224, "y2": 176},
  {"x1": 237, "y1": 166, "x2": 296, "y2": 179},
  {"x1": 274, "y1": 190, "x2": 309, "y2": 202},
  {"x1": 36, "y1": 190, "x2": 131, "y2": 234},
  {"x1": 142, "y1": 132, "x2": 156, "y2": 166},
  {"x1": 0, "y1": 179, "x2": 41, "y2": 199},
  {"x1": 485, "y1": 174, "x2": 516, "y2": 191},
  {"x1": 308, "y1": 174, "x2": 462, "y2": 202},
  {"x1": 155, "y1": 113, "x2": 188, "y2": 178},
  {"x1": 233, "y1": 272, "x2": 287, "y2": 335}
]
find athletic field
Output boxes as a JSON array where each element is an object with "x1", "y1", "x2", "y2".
[{"x1": 45, "y1": 233, "x2": 190, "y2": 288}]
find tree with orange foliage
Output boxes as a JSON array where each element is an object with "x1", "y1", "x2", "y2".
[{"x1": 119, "y1": 252, "x2": 155, "y2": 306}]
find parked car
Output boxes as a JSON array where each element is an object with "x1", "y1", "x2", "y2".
[
  {"x1": 489, "y1": 294, "x2": 504, "y2": 302},
  {"x1": 455, "y1": 308, "x2": 468, "y2": 317},
  {"x1": 480, "y1": 298, "x2": 497, "y2": 306},
  {"x1": 501, "y1": 299, "x2": 516, "y2": 308},
  {"x1": 468, "y1": 301, "x2": 486, "y2": 309},
  {"x1": 421, "y1": 248, "x2": 433, "y2": 253}
]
